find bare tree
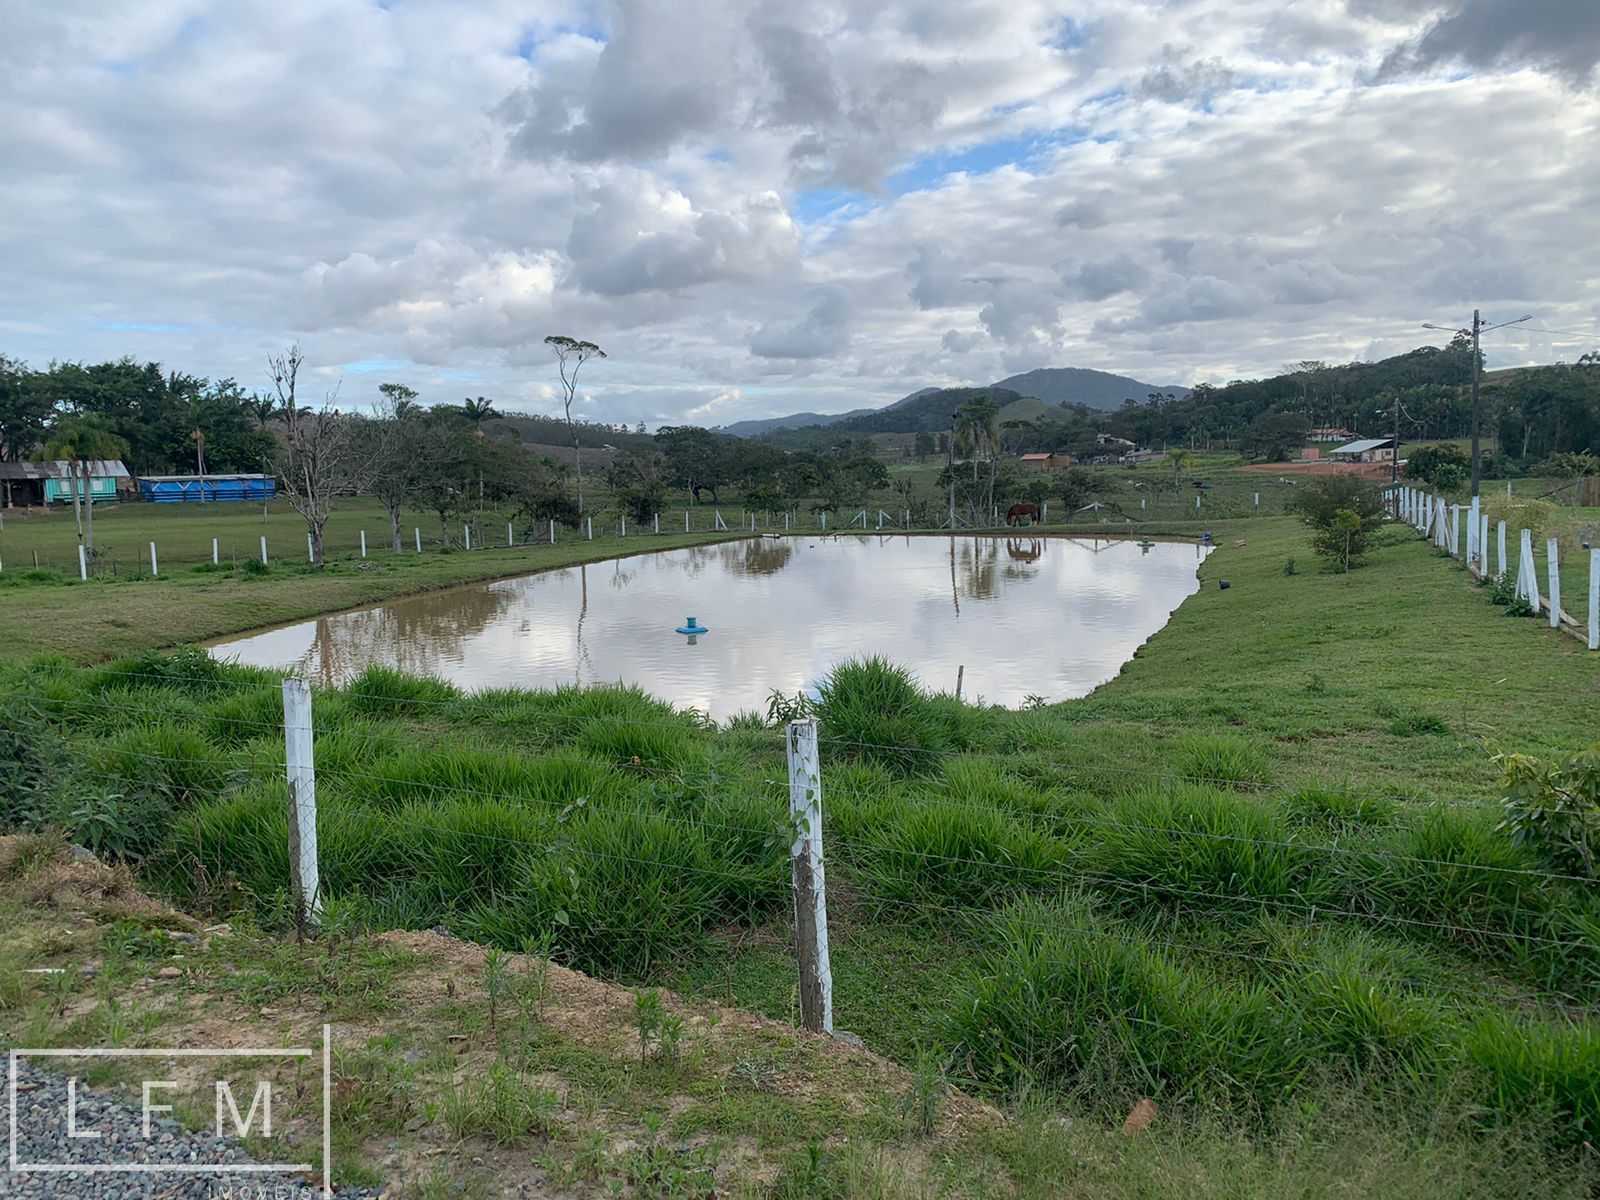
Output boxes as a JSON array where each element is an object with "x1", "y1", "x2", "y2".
[
  {"x1": 269, "y1": 345, "x2": 384, "y2": 565},
  {"x1": 544, "y1": 335, "x2": 606, "y2": 514}
]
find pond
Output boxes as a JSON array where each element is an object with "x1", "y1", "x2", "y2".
[{"x1": 208, "y1": 534, "x2": 1209, "y2": 716}]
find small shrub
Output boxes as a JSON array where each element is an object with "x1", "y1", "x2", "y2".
[
  {"x1": 1495, "y1": 746, "x2": 1600, "y2": 880},
  {"x1": 1283, "y1": 558, "x2": 1297, "y2": 576},
  {"x1": 240, "y1": 558, "x2": 270, "y2": 578},
  {"x1": 343, "y1": 666, "x2": 459, "y2": 717},
  {"x1": 1287, "y1": 476, "x2": 1388, "y2": 569}
]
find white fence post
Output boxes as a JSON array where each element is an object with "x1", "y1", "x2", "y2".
[
  {"x1": 586, "y1": 516, "x2": 593, "y2": 540},
  {"x1": 508, "y1": 521, "x2": 514, "y2": 546},
  {"x1": 1479, "y1": 513, "x2": 1489, "y2": 575},
  {"x1": 1467, "y1": 497, "x2": 1480, "y2": 567},
  {"x1": 549, "y1": 519, "x2": 556, "y2": 544},
  {"x1": 685, "y1": 510, "x2": 691, "y2": 533},
  {"x1": 1519, "y1": 529, "x2": 1541, "y2": 614},
  {"x1": 212, "y1": 537, "x2": 219, "y2": 566},
  {"x1": 821, "y1": 511, "x2": 828, "y2": 530},
  {"x1": 414, "y1": 527, "x2": 421, "y2": 553},
  {"x1": 785, "y1": 717, "x2": 833, "y2": 1036},
  {"x1": 1548, "y1": 538, "x2": 1561, "y2": 629},
  {"x1": 149, "y1": 542, "x2": 158, "y2": 576},
  {"x1": 654, "y1": 512, "x2": 660, "y2": 535},
  {"x1": 260, "y1": 535, "x2": 268, "y2": 565},
  {"x1": 1195, "y1": 494, "x2": 1201, "y2": 510},
  {"x1": 1589, "y1": 549, "x2": 1599, "y2": 650},
  {"x1": 307, "y1": 532, "x2": 314, "y2": 562},
  {"x1": 78, "y1": 545, "x2": 87, "y2": 581},
  {"x1": 1451, "y1": 504, "x2": 1461, "y2": 558},
  {"x1": 1497, "y1": 521, "x2": 1507, "y2": 577},
  {"x1": 282, "y1": 677, "x2": 321, "y2": 934},
  {"x1": 464, "y1": 524, "x2": 472, "y2": 551},
  {"x1": 360, "y1": 530, "x2": 367, "y2": 559},
  {"x1": 621, "y1": 517, "x2": 627, "y2": 538}
]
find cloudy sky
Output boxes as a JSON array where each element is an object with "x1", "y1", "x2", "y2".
[{"x1": 3, "y1": 1, "x2": 1598, "y2": 426}]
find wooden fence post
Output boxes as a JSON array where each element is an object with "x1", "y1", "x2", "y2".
[
  {"x1": 785, "y1": 718, "x2": 833, "y2": 1035},
  {"x1": 1548, "y1": 539, "x2": 1561, "y2": 629},
  {"x1": 282, "y1": 677, "x2": 321, "y2": 935}
]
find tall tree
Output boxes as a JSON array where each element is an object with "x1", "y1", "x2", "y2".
[
  {"x1": 372, "y1": 384, "x2": 424, "y2": 552},
  {"x1": 41, "y1": 413, "x2": 128, "y2": 554},
  {"x1": 543, "y1": 335, "x2": 606, "y2": 514}
]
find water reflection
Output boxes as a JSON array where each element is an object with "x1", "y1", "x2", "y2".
[{"x1": 210, "y1": 535, "x2": 1209, "y2": 715}]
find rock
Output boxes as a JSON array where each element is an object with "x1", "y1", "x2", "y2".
[
  {"x1": 155, "y1": 966, "x2": 182, "y2": 980},
  {"x1": 831, "y1": 1029, "x2": 867, "y2": 1050},
  {"x1": 66, "y1": 843, "x2": 98, "y2": 864},
  {"x1": 1120, "y1": 1098, "x2": 1157, "y2": 1136}
]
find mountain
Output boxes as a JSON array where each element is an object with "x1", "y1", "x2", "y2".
[
  {"x1": 822, "y1": 386, "x2": 1026, "y2": 435},
  {"x1": 715, "y1": 387, "x2": 938, "y2": 436},
  {"x1": 990, "y1": 367, "x2": 1189, "y2": 410}
]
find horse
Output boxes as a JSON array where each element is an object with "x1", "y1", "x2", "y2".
[{"x1": 1005, "y1": 502, "x2": 1041, "y2": 527}]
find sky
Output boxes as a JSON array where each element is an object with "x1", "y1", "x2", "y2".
[{"x1": 2, "y1": 1, "x2": 1599, "y2": 427}]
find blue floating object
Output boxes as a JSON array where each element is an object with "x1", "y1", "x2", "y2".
[{"x1": 676, "y1": 615, "x2": 709, "y2": 635}]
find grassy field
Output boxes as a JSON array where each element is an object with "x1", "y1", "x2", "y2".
[{"x1": 2, "y1": 514, "x2": 1598, "y2": 1193}]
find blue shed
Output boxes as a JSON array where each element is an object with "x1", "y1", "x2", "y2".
[{"x1": 138, "y1": 474, "x2": 277, "y2": 503}]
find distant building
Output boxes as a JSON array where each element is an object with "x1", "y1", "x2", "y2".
[
  {"x1": 1095, "y1": 434, "x2": 1135, "y2": 448},
  {"x1": 1308, "y1": 427, "x2": 1358, "y2": 443},
  {"x1": 1019, "y1": 452, "x2": 1053, "y2": 471},
  {"x1": 1121, "y1": 449, "x2": 1163, "y2": 465},
  {"x1": 0, "y1": 459, "x2": 130, "y2": 507},
  {"x1": 137, "y1": 474, "x2": 277, "y2": 503},
  {"x1": 1329, "y1": 437, "x2": 1396, "y2": 463}
]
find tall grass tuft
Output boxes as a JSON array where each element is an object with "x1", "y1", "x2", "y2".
[
  {"x1": 814, "y1": 657, "x2": 970, "y2": 776},
  {"x1": 342, "y1": 666, "x2": 460, "y2": 717},
  {"x1": 1171, "y1": 732, "x2": 1272, "y2": 789}
]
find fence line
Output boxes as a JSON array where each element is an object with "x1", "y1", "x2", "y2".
[{"x1": 1389, "y1": 485, "x2": 1597, "y2": 651}]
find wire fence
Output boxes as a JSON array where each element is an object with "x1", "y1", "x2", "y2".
[{"x1": 6, "y1": 661, "x2": 1597, "y2": 1043}]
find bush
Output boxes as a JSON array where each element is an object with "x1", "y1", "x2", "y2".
[
  {"x1": 1405, "y1": 443, "x2": 1470, "y2": 487},
  {"x1": 1287, "y1": 476, "x2": 1388, "y2": 569},
  {"x1": 813, "y1": 657, "x2": 973, "y2": 775},
  {"x1": 1495, "y1": 746, "x2": 1600, "y2": 880}
]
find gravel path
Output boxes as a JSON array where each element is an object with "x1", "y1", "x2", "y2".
[{"x1": 3, "y1": 1059, "x2": 381, "y2": 1198}]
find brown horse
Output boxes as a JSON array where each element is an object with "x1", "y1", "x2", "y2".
[{"x1": 1005, "y1": 502, "x2": 1040, "y2": 527}]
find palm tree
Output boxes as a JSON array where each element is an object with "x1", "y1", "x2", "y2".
[
  {"x1": 42, "y1": 414, "x2": 129, "y2": 556},
  {"x1": 462, "y1": 396, "x2": 500, "y2": 432},
  {"x1": 243, "y1": 394, "x2": 279, "y2": 428},
  {"x1": 954, "y1": 397, "x2": 1002, "y2": 518},
  {"x1": 1166, "y1": 448, "x2": 1195, "y2": 483}
]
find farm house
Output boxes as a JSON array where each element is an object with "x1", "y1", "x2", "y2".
[
  {"x1": 137, "y1": 473, "x2": 277, "y2": 503},
  {"x1": 0, "y1": 459, "x2": 130, "y2": 507}
]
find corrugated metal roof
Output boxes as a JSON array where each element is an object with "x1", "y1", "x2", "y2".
[
  {"x1": 1019, "y1": 453, "x2": 1052, "y2": 460},
  {"x1": 137, "y1": 473, "x2": 272, "y2": 481},
  {"x1": 1330, "y1": 438, "x2": 1393, "y2": 455},
  {"x1": 0, "y1": 459, "x2": 130, "y2": 480}
]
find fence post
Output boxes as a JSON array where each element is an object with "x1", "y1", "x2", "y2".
[
  {"x1": 260, "y1": 535, "x2": 268, "y2": 565},
  {"x1": 685, "y1": 510, "x2": 691, "y2": 533},
  {"x1": 654, "y1": 512, "x2": 660, "y2": 535},
  {"x1": 282, "y1": 677, "x2": 321, "y2": 935},
  {"x1": 1590, "y1": 549, "x2": 1599, "y2": 650},
  {"x1": 821, "y1": 511, "x2": 828, "y2": 530},
  {"x1": 360, "y1": 530, "x2": 367, "y2": 559},
  {"x1": 1479, "y1": 513, "x2": 1489, "y2": 575},
  {"x1": 415, "y1": 527, "x2": 421, "y2": 553},
  {"x1": 1519, "y1": 529, "x2": 1541, "y2": 613},
  {"x1": 149, "y1": 542, "x2": 158, "y2": 576},
  {"x1": 587, "y1": 516, "x2": 593, "y2": 540},
  {"x1": 1497, "y1": 521, "x2": 1507, "y2": 576},
  {"x1": 621, "y1": 517, "x2": 626, "y2": 538},
  {"x1": 1467, "y1": 497, "x2": 1479, "y2": 567},
  {"x1": 78, "y1": 545, "x2": 87, "y2": 581},
  {"x1": 464, "y1": 524, "x2": 472, "y2": 551},
  {"x1": 1195, "y1": 494, "x2": 1201, "y2": 510},
  {"x1": 508, "y1": 521, "x2": 514, "y2": 546},
  {"x1": 212, "y1": 537, "x2": 219, "y2": 566},
  {"x1": 1548, "y1": 538, "x2": 1561, "y2": 629},
  {"x1": 307, "y1": 533, "x2": 314, "y2": 562},
  {"x1": 1451, "y1": 505, "x2": 1461, "y2": 558},
  {"x1": 785, "y1": 717, "x2": 833, "y2": 1035}
]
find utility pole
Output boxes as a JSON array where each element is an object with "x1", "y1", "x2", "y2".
[
  {"x1": 1469, "y1": 308, "x2": 1482, "y2": 498},
  {"x1": 1422, "y1": 311, "x2": 1529, "y2": 499},
  {"x1": 1391, "y1": 395, "x2": 1401, "y2": 484}
]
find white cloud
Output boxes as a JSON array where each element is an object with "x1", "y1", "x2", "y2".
[{"x1": 1, "y1": 0, "x2": 1598, "y2": 421}]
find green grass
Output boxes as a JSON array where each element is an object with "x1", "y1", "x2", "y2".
[{"x1": 4, "y1": 504, "x2": 1600, "y2": 1173}]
